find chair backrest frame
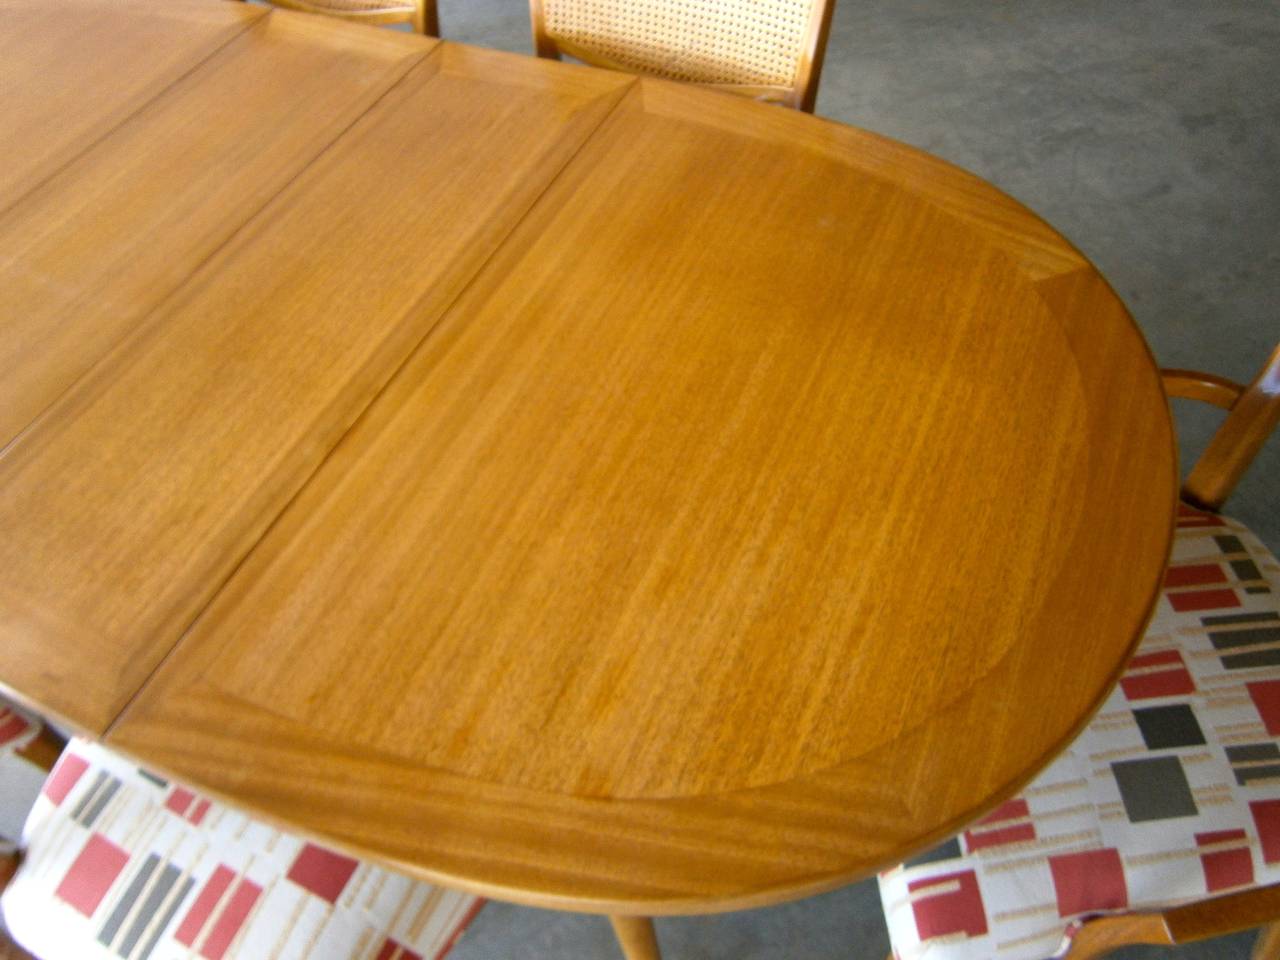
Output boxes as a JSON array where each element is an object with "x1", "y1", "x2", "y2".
[
  {"x1": 529, "y1": 0, "x2": 836, "y2": 112},
  {"x1": 251, "y1": 0, "x2": 439, "y2": 37},
  {"x1": 1162, "y1": 341, "x2": 1280, "y2": 511}
]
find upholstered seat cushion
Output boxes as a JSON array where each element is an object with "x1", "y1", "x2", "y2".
[
  {"x1": 879, "y1": 505, "x2": 1280, "y2": 960},
  {"x1": 2, "y1": 738, "x2": 481, "y2": 960}
]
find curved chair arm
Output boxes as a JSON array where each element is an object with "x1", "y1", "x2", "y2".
[
  {"x1": 1163, "y1": 881, "x2": 1280, "y2": 945},
  {"x1": 1161, "y1": 368, "x2": 1246, "y2": 409},
  {"x1": 1060, "y1": 884, "x2": 1280, "y2": 959},
  {"x1": 1163, "y1": 342, "x2": 1280, "y2": 512}
]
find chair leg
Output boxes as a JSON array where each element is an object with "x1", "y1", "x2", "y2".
[
  {"x1": 414, "y1": 0, "x2": 439, "y2": 36},
  {"x1": 1254, "y1": 922, "x2": 1280, "y2": 960},
  {"x1": 610, "y1": 915, "x2": 661, "y2": 960},
  {"x1": 1060, "y1": 914, "x2": 1172, "y2": 959}
]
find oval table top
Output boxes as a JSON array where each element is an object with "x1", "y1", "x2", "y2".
[{"x1": 0, "y1": 0, "x2": 1177, "y2": 916}]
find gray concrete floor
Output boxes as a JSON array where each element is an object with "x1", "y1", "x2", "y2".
[{"x1": 431, "y1": 1, "x2": 1278, "y2": 957}]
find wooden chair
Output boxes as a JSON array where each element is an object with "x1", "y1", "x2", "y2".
[
  {"x1": 244, "y1": 0, "x2": 439, "y2": 36},
  {"x1": 0, "y1": 702, "x2": 480, "y2": 959},
  {"x1": 528, "y1": 0, "x2": 836, "y2": 112},
  {"x1": 879, "y1": 344, "x2": 1280, "y2": 960}
]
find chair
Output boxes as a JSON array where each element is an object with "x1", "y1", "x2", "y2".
[
  {"x1": 528, "y1": 0, "x2": 836, "y2": 112},
  {"x1": 878, "y1": 343, "x2": 1280, "y2": 960},
  {"x1": 246, "y1": 0, "x2": 439, "y2": 37},
  {"x1": 0, "y1": 700, "x2": 482, "y2": 959}
]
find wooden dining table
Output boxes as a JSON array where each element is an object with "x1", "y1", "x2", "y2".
[{"x1": 0, "y1": 1, "x2": 1180, "y2": 957}]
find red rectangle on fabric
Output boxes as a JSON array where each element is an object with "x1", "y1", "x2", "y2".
[
  {"x1": 965, "y1": 822, "x2": 1035, "y2": 852},
  {"x1": 189, "y1": 798, "x2": 212, "y2": 826},
  {"x1": 1121, "y1": 669, "x2": 1195, "y2": 701},
  {"x1": 1164, "y1": 564, "x2": 1228, "y2": 587},
  {"x1": 976, "y1": 798, "x2": 1030, "y2": 824},
  {"x1": 0, "y1": 712, "x2": 29, "y2": 747},
  {"x1": 54, "y1": 834, "x2": 129, "y2": 917},
  {"x1": 377, "y1": 941, "x2": 423, "y2": 960},
  {"x1": 1250, "y1": 800, "x2": 1280, "y2": 865},
  {"x1": 1129, "y1": 650, "x2": 1183, "y2": 669},
  {"x1": 286, "y1": 843, "x2": 359, "y2": 904},
  {"x1": 1201, "y1": 848, "x2": 1253, "y2": 892},
  {"x1": 1168, "y1": 588, "x2": 1239, "y2": 612},
  {"x1": 1198, "y1": 827, "x2": 1253, "y2": 891},
  {"x1": 175, "y1": 865, "x2": 235, "y2": 947},
  {"x1": 1196, "y1": 829, "x2": 1248, "y2": 845},
  {"x1": 42, "y1": 753, "x2": 89, "y2": 806},
  {"x1": 1049, "y1": 849, "x2": 1128, "y2": 916},
  {"x1": 165, "y1": 787, "x2": 195, "y2": 818},
  {"x1": 1176, "y1": 505, "x2": 1225, "y2": 527},
  {"x1": 200, "y1": 878, "x2": 262, "y2": 960},
  {"x1": 907, "y1": 870, "x2": 988, "y2": 939},
  {"x1": 1249, "y1": 681, "x2": 1280, "y2": 736}
]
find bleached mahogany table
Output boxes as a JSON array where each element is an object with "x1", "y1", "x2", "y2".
[{"x1": 0, "y1": 1, "x2": 1178, "y2": 957}]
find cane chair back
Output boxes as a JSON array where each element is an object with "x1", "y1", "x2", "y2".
[
  {"x1": 529, "y1": 0, "x2": 836, "y2": 111},
  {"x1": 253, "y1": 0, "x2": 439, "y2": 36}
]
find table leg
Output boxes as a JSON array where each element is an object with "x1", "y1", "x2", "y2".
[{"x1": 610, "y1": 915, "x2": 661, "y2": 960}]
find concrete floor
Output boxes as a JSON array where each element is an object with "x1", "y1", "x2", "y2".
[{"x1": 432, "y1": 1, "x2": 1279, "y2": 958}]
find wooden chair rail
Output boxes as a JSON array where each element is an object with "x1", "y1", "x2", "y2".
[
  {"x1": 1163, "y1": 882, "x2": 1280, "y2": 944},
  {"x1": 1163, "y1": 342, "x2": 1280, "y2": 511},
  {"x1": 1057, "y1": 886, "x2": 1280, "y2": 959},
  {"x1": 1161, "y1": 368, "x2": 1245, "y2": 409},
  {"x1": 241, "y1": 0, "x2": 439, "y2": 36}
]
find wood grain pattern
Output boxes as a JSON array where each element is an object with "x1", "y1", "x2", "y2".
[
  {"x1": 1164, "y1": 882, "x2": 1280, "y2": 944},
  {"x1": 106, "y1": 79, "x2": 1176, "y2": 913},
  {"x1": 0, "y1": 0, "x2": 263, "y2": 213},
  {"x1": 0, "y1": 40, "x2": 631, "y2": 734},
  {"x1": 0, "y1": 11, "x2": 432, "y2": 448}
]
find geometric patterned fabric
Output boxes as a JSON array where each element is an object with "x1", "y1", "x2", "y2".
[
  {"x1": 879, "y1": 504, "x2": 1280, "y2": 960},
  {"x1": 2, "y1": 737, "x2": 483, "y2": 960}
]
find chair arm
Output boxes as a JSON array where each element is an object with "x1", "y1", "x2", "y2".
[
  {"x1": 1160, "y1": 368, "x2": 1244, "y2": 409},
  {"x1": 16, "y1": 727, "x2": 66, "y2": 774},
  {"x1": 1163, "y1": 882, "x2": 1280, "y2": 943},
  {"x1": 1169, "y1": 343, "x2": 1280, "y2": 511}
]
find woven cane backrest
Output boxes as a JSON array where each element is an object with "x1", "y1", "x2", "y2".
[{"x1": 531, "y1": 0, "x2": 834, "y2": 110}]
